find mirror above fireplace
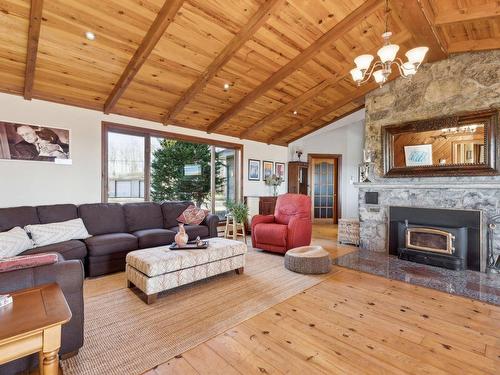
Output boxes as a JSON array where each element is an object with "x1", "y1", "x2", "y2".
[{"x1": 382, "y1": 109, "x2": 499, "y2": 177}]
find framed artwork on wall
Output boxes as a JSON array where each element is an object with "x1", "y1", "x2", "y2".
[
  {"x1": 0, "y1": 121, "x2": 71, "y2": 163},
  {"x1": 404, "y1": 144, "x2": 433, "y2": 167},
  {"x1": 262, "y1": 160, "x2": 274, "y2": 180},
  {"x1": 275, "y1": 162, "x2": 285, "y2": 179},
  {"x1": 248, "y1": 159, "x2": 260, "y2": 180}
]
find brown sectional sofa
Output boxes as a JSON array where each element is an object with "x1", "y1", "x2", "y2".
[
  {"x1": 0, "y1": 200, "x2": 218, "y2": 374},
  {"x1": 0, "y1": 201, "x2": 219, "y2": 277}
]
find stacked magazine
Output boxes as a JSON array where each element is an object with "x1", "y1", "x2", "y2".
[{"x1": 0, "y1": 294, "x2": 13, "y2": 308}]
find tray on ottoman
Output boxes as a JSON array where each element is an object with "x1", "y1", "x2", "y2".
[
  {"x1": 169, "y1": 240, "x2": 209, "y2": 250},
  {"x1": 126, "y1": 237, "x2": 247, "y2": 304}
]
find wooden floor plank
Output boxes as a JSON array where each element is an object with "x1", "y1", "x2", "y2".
[
  {"x1": 127, "y1": 224, "x2": 500, "y2": 375},
  {"x1": 181, "y1": 343, "x2": 241, "y2": 375}
]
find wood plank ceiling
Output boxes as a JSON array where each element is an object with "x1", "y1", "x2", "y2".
[{"x1": 0, "y1": 0, "x2": 498, "y2": 146}]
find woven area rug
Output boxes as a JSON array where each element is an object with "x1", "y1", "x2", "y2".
[{"x1": 61, "y1": 248, "x2": 331, "y2": 375}]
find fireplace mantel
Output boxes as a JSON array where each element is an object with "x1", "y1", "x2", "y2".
[{"x1": 354, "y1": 182, "x2": 500, "y2": 190}]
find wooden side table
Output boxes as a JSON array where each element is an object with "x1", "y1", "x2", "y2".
[
  {"x1": 0, "y1": 283, "x2": 72, "y2": 375},
  {"x1": 224, "y1": 215, "x2": 247, "y2": 244}
]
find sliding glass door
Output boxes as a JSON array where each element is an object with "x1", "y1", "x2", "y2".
[{"x1": 103, "y1": 123, "x2": 241, "y2": 214}]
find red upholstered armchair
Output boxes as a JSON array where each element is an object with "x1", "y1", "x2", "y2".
[{"x1": 251, "y1": 193, "x2": 312, "y2": 254}]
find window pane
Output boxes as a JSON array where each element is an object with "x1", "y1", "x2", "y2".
[
  {"x1": 214, "y1": 147, "x2": 236, "y2": 219},
  {"x1": 108, "y1": 132, "x2": 145, "y2": 203},
  {"x1": 150, "y1": 139, "x2": 211, "y2": 209}
]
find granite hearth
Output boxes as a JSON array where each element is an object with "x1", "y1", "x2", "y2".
[{"x1": 334, "y1": 248, "x2": 500, "y2": 305}]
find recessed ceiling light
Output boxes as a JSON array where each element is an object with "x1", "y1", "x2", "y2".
[
  {"x1": 223, "y1": 83, "x2": 231, "y2": 91},
  {"x1": 85, "y1": 31, "x2": 96, "y2": 41},
  {"x1": 293, "y1": 110, "x2": 298, "y2": 116}
]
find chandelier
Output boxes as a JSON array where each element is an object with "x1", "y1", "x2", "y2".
[{"x1": 350, "y1": 0, "x2": 429, "y2": 87}]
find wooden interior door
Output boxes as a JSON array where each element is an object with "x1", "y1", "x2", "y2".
[{"x1": 309, "y1": 155, "x2": 340, "y2": 224}]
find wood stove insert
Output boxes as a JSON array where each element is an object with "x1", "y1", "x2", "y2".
[{"x1": 389, "y1": 207, "x2": 482, "y2": 271}]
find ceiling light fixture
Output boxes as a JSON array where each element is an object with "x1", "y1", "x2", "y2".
[
  {"x1": 350, "y1": 0, "x2": 428, "y2": 87},
  {"x1": 293, "y1": 110, "x2": 298, "y2": 116},
  {"x1": 85, "y1": 31, "x2": 96, "y2": 41},
  {"x1": 223, "y1": 83, "x2": 231, "y2": 91}
]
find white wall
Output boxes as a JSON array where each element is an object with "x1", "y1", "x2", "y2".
[
  {"x1": 0, "y1": 93, "x2": 287, "y2": 208},
  {"x1": 288, "y1": 109, "x2": 365, "y2": 219}
]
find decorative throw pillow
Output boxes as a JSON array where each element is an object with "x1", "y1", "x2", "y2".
[
  {"x1": 0, "y1": 253, "x2": 58, "y2": 273},
  {"x1": 177, "y1": 205, "x2": 209, "y2": 225},
  {"x1": 0, "y1": 227, "x2": 33, "y2": 258},
  {"x1": 25, "y1": 218, "x2": 91, "y2": 247}
]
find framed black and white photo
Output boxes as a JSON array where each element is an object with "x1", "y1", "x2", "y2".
[
  {"x1": 0, "y1": 121, "x2": 70, "y2": 163},
  {"x1": 262, "y1": 160, "x2": 274, "y2": 180},
  {"x1": 248, "y1": 159, "x2": 260, "y2": 180}
]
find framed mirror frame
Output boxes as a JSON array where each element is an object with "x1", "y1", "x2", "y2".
[{"x1": 382, "y1": 109, "x2": 499, "y2": 177}]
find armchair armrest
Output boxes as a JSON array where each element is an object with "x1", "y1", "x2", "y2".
[
  {"x1": 202, "y1": 213, "x2": 220, "y2": 238},
  {"x1": 287, "y1": 216, "x2": 312, "y2": 249},
  {"x1": 0, "y1": 257, "x2": 84, "y2": 358},
  {"x1": 251, "y1": 214, "x2": 275, "y2": 229}
]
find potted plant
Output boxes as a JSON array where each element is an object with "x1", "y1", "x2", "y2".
[
  {"x1": 265, "y1": 174, "x2": 284, "y2": 196},
  {"x1": 226, "y1": 201, "x2": 249, "y2": 224}
]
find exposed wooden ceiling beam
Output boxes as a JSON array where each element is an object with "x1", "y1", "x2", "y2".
[
  {"x1": 239, "y1": 78, "x2": 334, "y2": 138},
  {"x1": 448, "y1": 38, "x2": 500, "y2": 53},
  {"x1": 205, "y1": 0, "x2": 384, "y2": 133},
  {"x1": 163, "y1": 0, "x2": 286, "y2": 124},
  {"x1": 103, "y1": 0, "x2": 184, "y2": 114},
  {"x1": 391, "y1": 0, "x2": 448, "y2": 61},
  {"x1": 434, "y1": 2, "x2": 500, "y2": 25},
  {"x1": 285, "y1": 105, "x2": 365, "y2": 144},
  {"x1": 24, "y1": 0, "x2": 44, "y2": 100},
  {"x1": 268, "y1": 82, "x2": 377, "y2": 144},
  {"x1": 238, "y1": 28, "x2": 414, "y2": 139}
]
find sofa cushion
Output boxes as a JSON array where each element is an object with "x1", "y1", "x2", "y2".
[
  {"x1": 22, "y1": 240, "x2": 87, "y2": 261},
  {"x1": 78, "y1": 203, "x2": 127, "y2": 235},
  {"x1": 0, "y1": 206, "x2": 39, "y2": 232},
  {"x1": 123, "y1": 202, "x2": 164, "y2": 232},
  {"x1": 161, "y1": 201, "x2": 192, "y2": 228},
  {"x1": 25, "y1": 218, "x2": 91, "y2": 247},
  {"x1": 37, "y1": 204, "x2": 78, "y2": 224},
  {"x1": 133, "y1": 228, "x2": 176, "y2": 249},
  {"x1": 177, "y1": 205, "x2": 209, "y2": 225},
  {"x1": 84, "y1": 233, "x2": 138, "y2": 257},
  {"x1": 254, "y1": 223, "x2": 287, "y2": 247},
  {"x1": 169, "y1": 224, "x2": 209, "y2": 240},
  {"x1": 0, "y1": 227, "x2": 33, "y2": 258}
]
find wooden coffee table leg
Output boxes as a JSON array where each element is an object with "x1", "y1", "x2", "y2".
[
  {"x1": 146, "y1": 293, "x2": 158, "y2": 305},
  {"x1": 235, "y1": 267, "x2": 244, "y2": 275},
  {"x1": 41, "y1": 326, "x2": 61, "y2": 375}
]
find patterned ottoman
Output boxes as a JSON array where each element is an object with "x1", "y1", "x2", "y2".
[{"x1": 126, "y1": 238, "x2": 247, "y2": 304}]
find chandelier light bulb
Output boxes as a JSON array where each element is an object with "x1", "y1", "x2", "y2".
[
  {"x1": 350, "y1": 68, "x2": 363, "y2": 83},
  {"x1": 354, "y1": 54, "x2": 374, "y2": 71},
  {"x1": 402, "y1": 62, "x2": 416, "y2": 77},
  {"x1": 377, "y1": 43, "x2": 399, "y2": 64},
  {"x1": 373, "y1": 70, "x2": 386, "y2": 85},
  {"x1": 405, "y1": 46, "x2": 429, "y2": 65}
]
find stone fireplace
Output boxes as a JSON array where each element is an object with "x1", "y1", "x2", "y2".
[{"x1": 355, "y1": 50, "x2": 500, "y2": 273}]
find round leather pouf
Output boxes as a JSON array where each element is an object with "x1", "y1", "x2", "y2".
[{"x1": 284, "y1": 246, "x2": 331, "y2": 274}]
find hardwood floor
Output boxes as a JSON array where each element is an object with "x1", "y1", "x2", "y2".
[{"x1": 143, "y1": 224, "x2": 500, "y2": 375}]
